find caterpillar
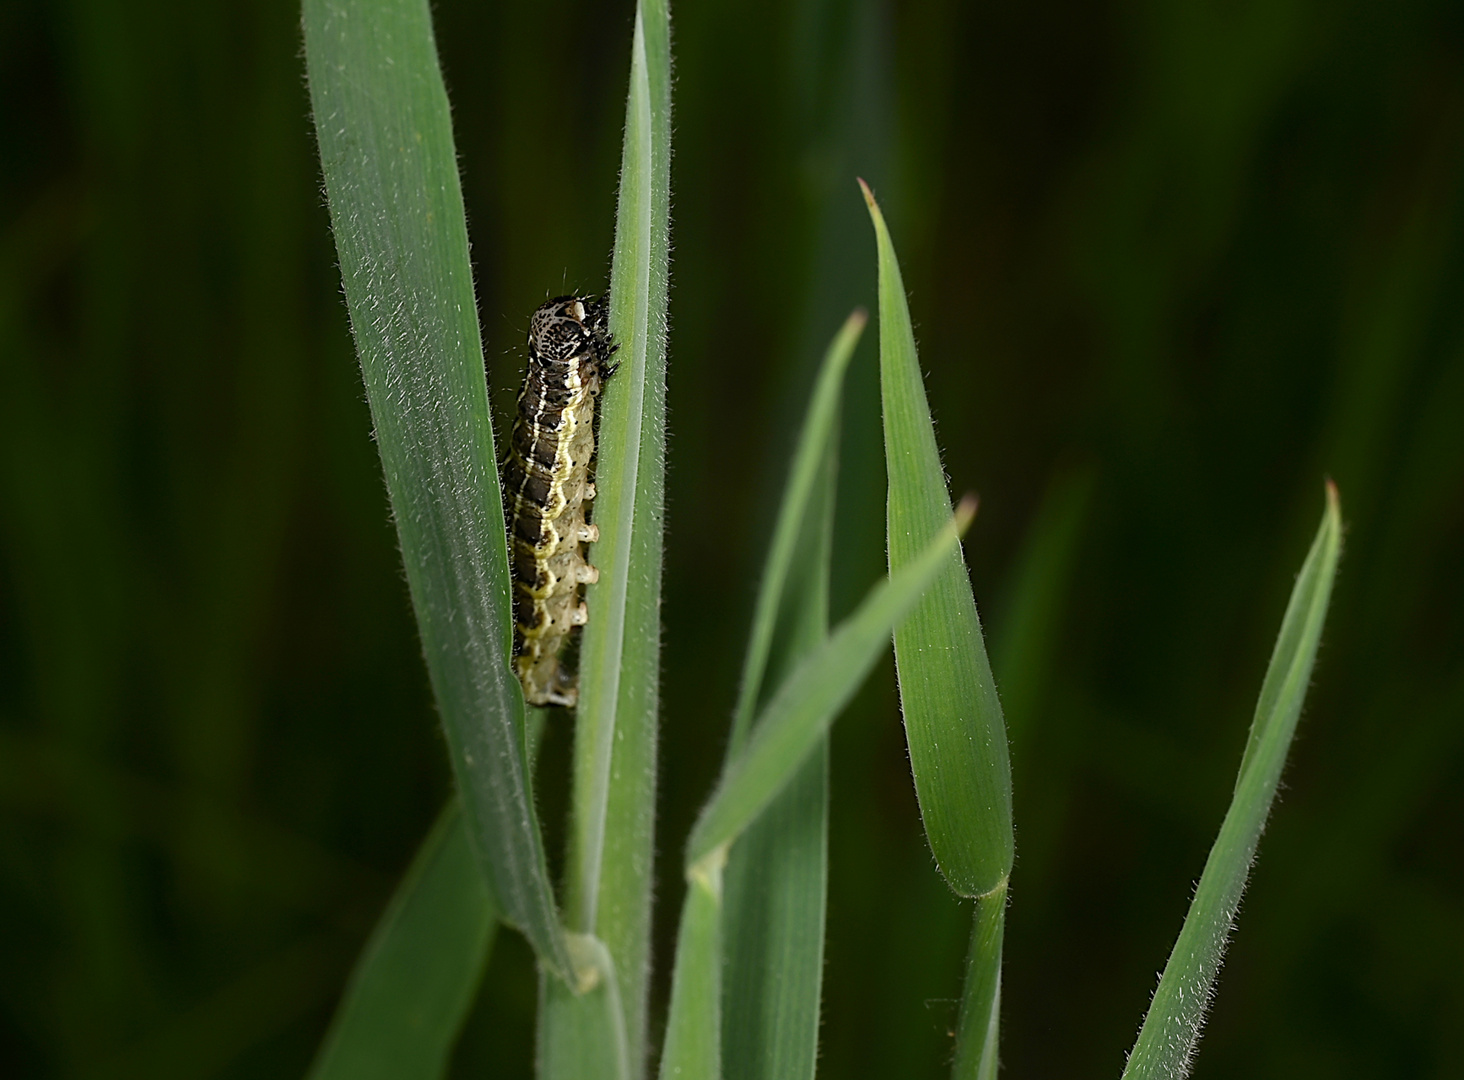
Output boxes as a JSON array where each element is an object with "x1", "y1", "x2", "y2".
[{"x1": 503, "y1": 295, "x2": 615, "y2": 707}]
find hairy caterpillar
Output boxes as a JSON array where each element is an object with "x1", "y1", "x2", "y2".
[{"x1": 503, "y1": 295, "x2": 615, "y2": 707}]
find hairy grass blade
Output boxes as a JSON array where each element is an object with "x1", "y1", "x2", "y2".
[
  {"x1": 861, "y1": 178, "x2": 1014, "y2": 1076},
  {"x1": 303, "y1": 0, "x2": 567, "y2": 976},
  {"x1": 860, "y1": 177, "x2": 1013, "y2": 899},
  {"x1": 1121, "y1": 483, "x2": 1343, "y2": 1080},
  {"x1": 951, "y1": 884, "x2": 1005, "y2": 1080},
  {"x1": 727, "y1": 311, "x2": 865, "y2": 754},
  {"x1": 722, "y1": 313, "x2": 863, "y2": 1080},
  {"x1": 542, "y1": 0, "x2": 671, "y2": 1072},
  {"x1": 686, "y1": 497, "x2": 977, "y2": 872},
  {"x1": 308, "y1": 802, "x2": 496, "y2": 1080},
  {"x1": 538, "y1": 936, "x2": 633, "y2": 1080},
  {"x1": 657, "y1": 854, "x2": 726, "y2": 1080}
]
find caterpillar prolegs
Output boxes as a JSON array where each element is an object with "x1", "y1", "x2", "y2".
[{"x1": 504, "y1": 295, "x2": 616, "y2": 707}]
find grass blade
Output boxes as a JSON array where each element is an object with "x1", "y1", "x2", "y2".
[
  {"x1": 657, "y1": 855, "x2": 726, "y2": 1080},
  {"x1": 308, "y1": 802, "x2": 496, "y2": 1080},
  {"x1": 722, "y1": 314, "x2": 862, "y2": 1080},
  {"x1": 542, "y1": 0, "x2": 671, "y2": 1072},
  {"x1": 726, "y1": 311, "x2": 865, "y2": 755},
  {"x1": 685, "y1": 497, "x2": 977, "y2": 872},
  {"x1": 720, "y1": 747, "x2": 826, "y2": 1080},
  {"x1": 1121, "y1": 483, "x2": 1343, "y2": 1080},
  {"x1": 538, "y1": 936, "x2": 633, "y2": 1080},
  {"x1": 860, "y1": 177, "x2": 1013, "y2": 900},
  {"x1": 665, "y1": 497, "x2": 972, "y2": 1077},
  {"x1": 951, "y1": 884, "x2": 1005, "y2": 1080},
  {"x1": 304, "y1": 0, "x2": 568, "y2": 976},
  {"x1": 861, "y1": 178, "x2": 1014, "y2": 1077}
]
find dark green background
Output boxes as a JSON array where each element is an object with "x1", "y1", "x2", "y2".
[{"x1": 3, "y1": 0, "x2": 1461, "y2": 1076}]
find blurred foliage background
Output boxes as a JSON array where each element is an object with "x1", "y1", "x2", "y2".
[{"x1": 2, "y1": 0, "x2": 1462, "y2": 1077}]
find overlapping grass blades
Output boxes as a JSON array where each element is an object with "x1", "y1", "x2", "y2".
[
  {"x1": 306, "y1": 803, "x2": 496, "y2": 1080},
  {"x1": 861, "y1": 180, "x2": 1014, "y2": 1075},
  {"x1": 663, "y1": 496, "x2": 976, "y2": 1077},
  {"x1": 542, "y1": 1, "x2": 672, "y2": 1075},
  {"x1": 303, "y1": 6, "x2": 1342, "y2": 1076},
  {"x1": 685, "y1": 497, "x2": 976, "y2": 871},
  {"x1": 1122, "y1": 484, "x2": 1342, "y2": 1080},
  {"x1": 303, "y1": 0, "x2": 567, "y2": 977},
  {"x1": 722, "y1": 312, "x2": 863, "y2": 1080},
  {"x1": 537, "y1": 934, "x2": 632, "y2": 1080},
  {"x1": 658, "y1": 853, "x2": 726, "y2": 1080}
]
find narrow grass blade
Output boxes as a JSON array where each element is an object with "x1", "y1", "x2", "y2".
[
  {"x1": 304, "y1": 0, "x2": 568, "y2": 976},
  {"x1": 308, "y1": 802, "x2": 496, "y2": 1080},
  {"x1": 860, "y1": 178, "x2": 1013, "y2": 899},
  {"x1": 658, "y1": 854, "x2": 726, "y2": 1080},
  {"x1": 721, "y1": 745, "x2": 827, "y2": 1080},
  {"x1": 722, "y1": 315, "x2": 861, "y2": 1080},
  {"x1": 951, "y1": 884, "x2": 1006, "y2": 1080},
  {"x1": 1121, "y1": 483, "x2": 1343, "y2": 1080},
  {"x1": 538, "y1": 936, "x2": 632, "y2": 1080},
  {"x1": 543, "y1": 0, "x2": 670, "y2": 1071},
  {"x1": 686, "y1": 497, "x2": 977, "y2": 872},
  {"x1": 727, "y1": 311, "x2": 865, "y2": 755}
]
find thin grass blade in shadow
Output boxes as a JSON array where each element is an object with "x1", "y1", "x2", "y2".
[{"x1": 308, "y1": 802, "x2": 495, "y2": 1080}]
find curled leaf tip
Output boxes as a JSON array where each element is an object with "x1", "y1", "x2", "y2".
[
  {"x1": 847, "y1": 307, "x2": 870, "y2": 332},
  {"x1": 1324, "y1": 477, "x2": 1340, "y2": 513}
]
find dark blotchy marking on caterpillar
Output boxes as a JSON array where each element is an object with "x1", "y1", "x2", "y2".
[{"x1": 503, "y1": 295, "x2": 615, "y2": 707}]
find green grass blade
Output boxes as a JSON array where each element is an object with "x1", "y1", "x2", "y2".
[
  {"x1": 1121, "y1": 483, "x2": 1343, "y2": 1080},
  {"x1": 951, "y1": 884, "x2": 1006, "y2": 1080},
  {"x1": 721, "y1": 746, "x2": 827, "y2": 1080},
  {"x1": 541, "y1": 0, "x2": 670, "y2": 1072},
  {"x1": 722, "y1": 315, "x2": 860, "y2": 1080},
  {"x1": 658, "y1": 855, "x2": 726, "y2": 1080},
  {"x1": 686, "y1": 497, "x2": 977, "y2": 872},
  {"x1": 726, "y1": 311, "x2": 866, "y2": 755},
  {"x1": 538, "y1": 936, "x2": 633, "y2": 1080},
  {"x1": 860, "y1": 178, "x2": 1014, "y2": 899},
  {"x1": 308, "y1": 802, "x2": 496, "y2": 1080},
  {"x1": 303, "y1": 0, "x2": 568, "y2": 977}
]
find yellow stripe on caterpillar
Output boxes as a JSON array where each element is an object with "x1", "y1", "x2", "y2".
[{"x1": 502, "y1": 295, "x2": 616, "y2": 707}]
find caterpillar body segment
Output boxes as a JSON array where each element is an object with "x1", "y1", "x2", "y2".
[{"x1": 503, "y1": 295, "x2": 615, "y2": 707}]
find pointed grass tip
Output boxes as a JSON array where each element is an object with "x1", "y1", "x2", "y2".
[{"x1": 857, "y1": 176, "x2": 877, "y2": 211}]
